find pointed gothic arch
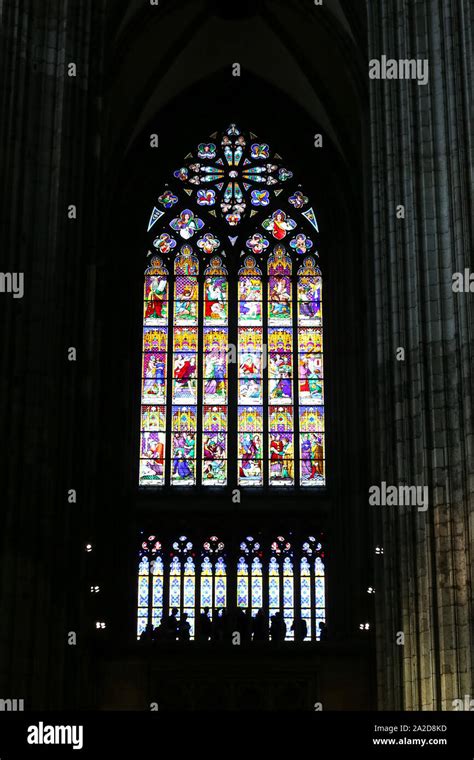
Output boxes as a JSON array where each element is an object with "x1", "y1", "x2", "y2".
[{"x1": 139, "y1": 124, "x2": 324, "y2": 489}]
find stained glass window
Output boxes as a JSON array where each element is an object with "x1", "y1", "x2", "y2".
[
  {"x1": 140, "y1": 257, "x2": 168, "y2": 486},
  {"x1": 269, "y1": 536, "x2": 294, "y2": 640},
  {"x1": 238, "y1": 257, "x2": 264, "y2": 486},
  {"x1": 203, "y1": 257, "x2": 228, "y2": 485},
  {"x1": 137, "y1": 555, "x2": 150, "y2": 637},
  {"x1": 170, "y1": 247, "x2": 199, "y2": 485},
  {"x1": 140, "y1": 124, "x2": 325, "y2": 489},
  {"x1": 169, "y1": 536, "x2": 196, "y2": 638},
  {"x1": 300, "y1": 556, "x2": 312, "y2": 639},
  {"x1": 268, "y1": 247, "x2": 294, "y2": 486},
  {"x1": 200, "y1": 537, "x2": 226, "y2": 620},
  {"x1": 137, "y1": 534, "x2": 325, "y2": 641},
  {"x1": 298, "y1": 258, "x2": 325, "y2": 485},
  {"x1": 137, "y1": 536, "x2": 163, "y2": 637},
  {"x1": 237, "y1": 537, "x2": 263, "y2": 616},
  {"x1": 302, "y1": 536, "x2": 326, "y2": 641}
]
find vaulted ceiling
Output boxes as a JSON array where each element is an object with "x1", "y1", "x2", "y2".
[{"x1": 103, "y1": 0, "x2": 368, "y2": 169}]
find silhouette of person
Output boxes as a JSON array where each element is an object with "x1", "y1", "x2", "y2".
[
  {"x1": 198, "y1": 607, "x2": 213, "y2": 641},
  {"x1": 252, "y1": 609, "x2": 267, "y2": 641},
  {"x1": 236, "y1": 608, "x2": 251, "y2": 642},
  {"x1": 164, "y1": 608, "x2": 179, "y2": 640},
  {"x1": 178, "y1": 612, "x2": 191, "y2": 642},
  {"x1": 270, "y1": 611, "x2": 286, "y2": 642},
  {"x1": 213, "y1": 608, "x2": 225, "y2": 641},
  {"x1": 139, "y1": 622, "x2": 154, "y2": 642},
  {"x1": 318, "y1": 621, "x2": 328, "y2": 641},
  {"x1": 291, "y1": 615, "x2": 308, "y2": 642},
  {"x1": 218, "y1": 608, "x2": 231, "y2": 641}
]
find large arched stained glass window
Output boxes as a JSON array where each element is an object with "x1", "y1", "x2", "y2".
[{"x1": 139, "y1": 125, "x2": 325, "y2": 489}]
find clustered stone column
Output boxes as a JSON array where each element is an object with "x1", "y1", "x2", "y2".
[
  {"x1": 367, "y1": 0, "x2": 473, "y2": 710},
  {"x1": 0, "y1": 0, "x2": 105, "y2": 708}
]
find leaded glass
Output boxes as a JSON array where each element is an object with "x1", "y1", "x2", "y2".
[
  {"x1": 140, "y1": 124, "x2": 324, "y2": 489},
  {"x1": 302, "y1": 536, "x2": 326, "y2": 640},
  {"x1": 183, "y1": 557, "x2": 196, "y2": 636},
  {"x1": 237, "y1": 556, "x2": 249, "y2": 608},
  {"x1": 169, "y1": 556, "x2": 181, "y2": 609},
  {"x1": 300, "y1": 557, "x2": 312, "y2": 640},
  {"x1": 171, "y1": 406, "x2": 197, "y2": 485},
  {"x1": 201, "y1": 556, "x2": 213, "y2": 609},
  {"x1": 151, "y1": 556, "x2": 164, "y2": 629},
  {"x1": 237, "y1": 537, "x2": 262, "y2": 616},
  {"x1": 202, "y1": 406, "x2": 227, "y2": 485},
  {"x1": 315, "y1": 556, "x2": 326, "y2": 640},
  {"x1": 200, "y1": 538, "x2": 226, "y2": 621},
  {"x1": 215, "y1": 556, "x2": 227, "y2": 608},
  {"x1": 137, "y1": 556, "x2": 149, "y2": 637},
  {"x1": 269, "y1": 557, "x2": 280, "y2": 611},
  {"x1": 238, "y1": 406, "x2": 263, "y2": 486},
  {"x1": 137, "y1": 534, "x2": 325, "y2": 642},
  {"x1": 251, "y1": 557, "x2": 263, "y2": 611},
  {"x1": 202, "y1": 257, "x2": 228, "y2": 484}
]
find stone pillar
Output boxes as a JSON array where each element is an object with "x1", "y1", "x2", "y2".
[
  {"x1": 0, "y1": 0, "x2": 106, "y2": 708},
  {"x1": 367, "y1": 0, "x2": 473, "y2": 709}
]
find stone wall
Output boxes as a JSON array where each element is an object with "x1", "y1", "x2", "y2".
[{"x1": 367, "y1": 0, "x2": 473, "y2": 710}]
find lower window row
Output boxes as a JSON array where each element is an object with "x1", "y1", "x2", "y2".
[{"x1": 137, "y1": 534, "x2": 326, "y2": 642}]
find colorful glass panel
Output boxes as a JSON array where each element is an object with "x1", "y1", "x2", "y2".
[
  {"x1": 315, "y1": 555, "x2": 326, "y2": 641},
  {"x1": 251, "y1": 556, "x2": 263, "y2": 612},
  {"x1": 300, "y1": 557, "x2": 312, "y2": 640},
  {"x1": 237, "y1": 556, "x2": 249, "y2": 608},
  {"x1": 202, "y1": 257, "x2": 228, "y2": 484},
  {"x1": 137, "y1": 556, "x2": 149, "y2": 637},
  {"x1": 137, "y1": 535, "x2": 325, "y2": 642},
  {"x1": 269, "y1": 406, "x2": 294, "y2": 486},
  {"x1": 238, "y1": 406, "x2": 263, "y2": 486},
  {"x1": 215, "y1": 556, "x2": 227, "y2": 609},
  {"x1": 268, "y1": 247, "x2": 294, "y2": 485},
  {"x1": 200, "y1": 540, "x2": 227, "y2": 621},
  {"x1": 283, "y1": 556, "x2": 294, "y2": 640},
  {"x1": 140, "y1": 125, "x2": 324, "y2": 489},
  {"x1": 171, "y1": 406, "x2": 197, "y2": 485},
  {"x1": 140, "y1": 256, "x2": 168, "y2": 487}
]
